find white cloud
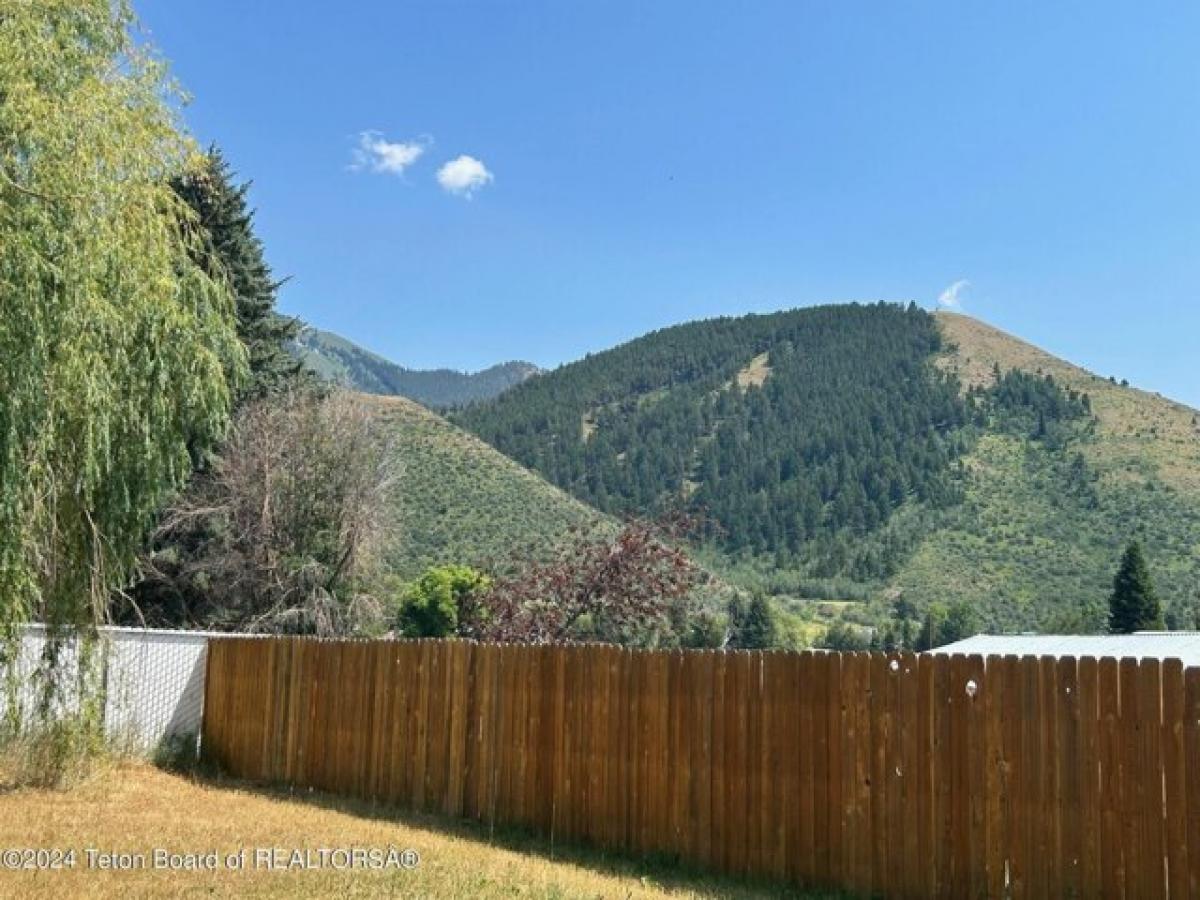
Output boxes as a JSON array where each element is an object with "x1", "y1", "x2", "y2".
[
  {"x1": 937, "y1": 279, "x2": 970, "y2": 309},
  {"x1": 350, "y1": 131, "x2": 428, "y2": 175},
  {"x1": 436, "y1": 155, "x2": 494, "y2": 197}
]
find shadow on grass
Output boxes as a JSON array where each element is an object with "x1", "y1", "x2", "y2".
[{"x1": 181, "y1": 767, "x2": 852, "y2": 899}]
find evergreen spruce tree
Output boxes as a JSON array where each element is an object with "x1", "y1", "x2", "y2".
[
  {"x1": 173, "y1": 148, "x2": 302, "y2": 401},
  {"x1": 727, "y1": 593, "x2": 779, "y2": 649},
  {"x1": 1108, "y1": 541, "x2": 1163, "y2": 634}
]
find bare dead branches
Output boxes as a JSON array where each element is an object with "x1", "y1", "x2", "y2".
[{"x1": 133, "y1": 389, "x2": 399, "y2": 635}]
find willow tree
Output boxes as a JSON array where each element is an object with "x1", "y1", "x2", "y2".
[{"x1": 0, "y1": 1, "x2": 246, "y2": 632}]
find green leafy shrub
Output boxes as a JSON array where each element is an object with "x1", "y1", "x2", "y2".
[{"x1": 397, "y1": 566, "x2": 492, "y2": 638}]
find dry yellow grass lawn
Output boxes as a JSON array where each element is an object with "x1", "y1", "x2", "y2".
[{"x1": 0, "y1": 762, "x2": 818, "y2": 899}]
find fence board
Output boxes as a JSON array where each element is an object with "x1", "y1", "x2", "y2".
[
  {"x1": 826, "y1": 651, "x2": 844, "y2": 889},
  {"x1": 966, "y1": 653, "x2": 987, "y2": 898},
  {"x1": 810, "y1": 651, "x2": 830, "y2": 886},
  {"x1": 1099, "y1": 656, "x2": 1125, "y2": 898},
  {"x1": 1000, "y1": 655, "x2": 1023, "y2": 900},
  {"x1": 794, "y1": 651, "x2": 814, "y2": 886},
  {"x1": 692, "y1": 650, "x2": 713, "y2": 869},
  {"x1": 1138, "y1": 659, "x2": 1166, "y2": 900},
  {"x1": 772, "y1": 652, "x2": 792, "y2": 880},
  {"x1": 1119, "y1": 658, "x2": 1143, "y2": 900},
  {"x1": 915, "y1": 651, "x2": 936, "y2": 898},
  {"x1": 898, "y1": 652, "x2": 922, "y2": 898},
  {"x1": 201, "y1": 639, "x2": 1197, "y2": 898},
  {"x1": 1077, "y1": 655, "x2": 1101, "y2": 897},
  {"x1": 668, "y1": 650, "x2": 686, "y2": 860},
  {"x1": 933, "y1": 652, "x2": 953, "y2": 896},
  {"x1": 746, "y1": 652, "x2": 762, "y2": 876},
  {"x1": 948, "y1": 652, "x2": 970, "y2": 898},
  {"x1": 983, "y1": 654, "x2": 1006, "y2": 900},
  {"x1": 1162, "y1": 658, "x2": 1187, "y2": 899},
  {"x1": 888, "y1": 657, "x2": 902, "y2": 897},
  {"x1": 1056, "y1": 656, "x2": 1082, "y2": 897},
  {"x1": 841, "y1": 651, "x2": 865, "y2": 892},
  {"x1": 1040, "y1": 654, "x2": 1063, "y2": 898},
  {"x1": 730, "y1": 651, "x2": 750, "y2": 876},
  {"x1": 1185, "y1": 667, "x2": 1200, "y2": 898},
  {"x1": 658, "y1": 650, "x2": 675, "y2": 858},
  {"x1": 1016, "y1": 655, "x2": 1041, "y2": 900},
  {"x1": 863, "y1": 653, "x2": 882, "y2": 893}
]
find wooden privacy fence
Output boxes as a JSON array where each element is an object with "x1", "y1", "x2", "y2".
[{"x1": 202, "y1": 638, "x2": 1200, "y2": 898}]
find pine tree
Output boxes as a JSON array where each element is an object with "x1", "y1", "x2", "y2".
[
  {"x1": 173, "y1": 148, "x2": 302, "y2": 401},
  {"x1": 1108, "y1": 541, "x2": 1163, "y2": 634},
  {"x1": 727, "y1": 593, "x2": 780, "y2": 649}
]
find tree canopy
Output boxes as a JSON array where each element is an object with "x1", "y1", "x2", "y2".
[
  {"x1": 396, "y1": 565, "x2": 493, "y2": 638},
  {"x1": 0, "y1": 0, "x2": 245, "y2": 629}
]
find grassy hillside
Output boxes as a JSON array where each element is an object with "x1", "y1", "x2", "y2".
[
  {"x1": 456, "y1": 304, "x2": 1200, "y2": 638},
  {"x1": 294, "y1": 326, "x2": 539, "y2": 408},
  {"x1": 362, "y1": 395, "x2": 611, "y2": 580},
  {"x1": 894, "y1": 313, "x2": 1200, "y2": 631},
  {"x1": 936, "y1": 312, "x2": 1200, "y2": 491}
]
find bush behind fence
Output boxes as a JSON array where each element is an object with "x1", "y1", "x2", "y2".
[{"x1": 202, "y1": 638, "x2": 1200, "y2": 898}]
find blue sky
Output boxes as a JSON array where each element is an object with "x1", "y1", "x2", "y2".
[{"x1": 140, "y1": 2, "x2": 1198, "y2": 406}]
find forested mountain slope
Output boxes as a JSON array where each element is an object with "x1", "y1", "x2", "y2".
[
  {"x1": 458, "y1": 303, "x2": 968, "y2": 554},
  {"x1": 456, "y1": 304, "x2": 1200, "y2": 635},
  {"x1": 292, "y1": 326, "x2": 539, "y2": 408}
]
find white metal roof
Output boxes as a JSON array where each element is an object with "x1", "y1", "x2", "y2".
[{"x1": 929, "y1": 632, "x2": 1200, "y2": 666}]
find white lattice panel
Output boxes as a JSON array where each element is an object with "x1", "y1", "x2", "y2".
[{"x1": 3, "y1": 625, "x2": 220, "y2": 753}]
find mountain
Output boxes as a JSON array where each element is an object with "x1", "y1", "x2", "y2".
[
  {"x1": 896, "y1": 312, "x2": 1200, "y2": 632},
  {"x1": 361, "y1": 394, "x2": 610, "y2": 580},
  {"x1": 455, "y1": 303, "x2": 1200, "y2": 636},
  {"x1": 292, "y1": 326, "x2": 539, "y2": 408}
]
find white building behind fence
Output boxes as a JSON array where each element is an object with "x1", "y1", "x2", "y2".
[{"x1": 929, "y1": 631, "x2": 1200, "y2": 666}]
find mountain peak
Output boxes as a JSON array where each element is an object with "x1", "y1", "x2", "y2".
[{"x1": 290, "y1": 326, "x2": 540, "y2": 408}]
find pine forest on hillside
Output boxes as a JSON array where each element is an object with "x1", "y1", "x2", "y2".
[{"x1": 458, "y1": 303, "x2": 1200, "y2": 639}]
